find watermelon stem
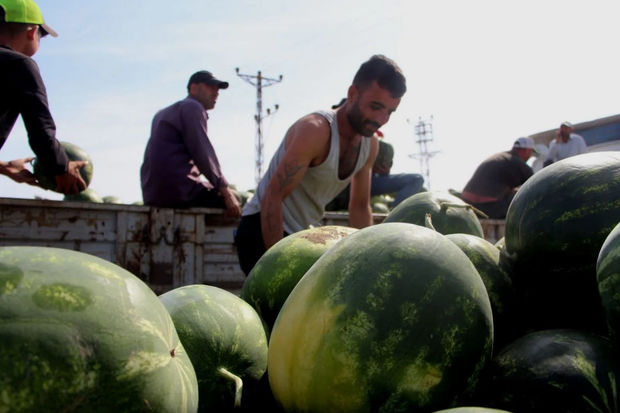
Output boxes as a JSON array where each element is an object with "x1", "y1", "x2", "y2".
[
  {"x1": 440, "y1": 202, "x2": 489, "y2": 219},
  {"x1": 424, "y1": 213, "x2": 436, "y2": 231},
  {"x1": 217, "y1": 367, "x2": 243, "y2": 408}
]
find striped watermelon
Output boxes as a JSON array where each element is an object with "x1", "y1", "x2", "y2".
[
  {"x1": 597, "y1": 222, "x2": 620, "y2": 340},
  {"x1": 64, "y1": 187, "x2": 103, "y2": 203},
  {"x1": 159, "y1": 285, "x2": 268, "y2": 412},
  {"x1": 268, "y1": 223, "x2": 493, "y2": 412},
  {"x1": 504, "y1": 151, "x2": 620, "y2": 333},
  {"x1": 433, "y1": 408, "x2": 512, "y2": 413},
  {"x1": 384, "y1": 191, "x2": 484, "y2": 237},
  {"x1": 241, "y1": 225, "x2": 357, "y2": 335},
  {"x1": 446, "y1": 233, "x2": 517, "y2": 348},
  {"x1": 33, "y1": 141, "x2": 93, "y2": 192},
  {"x1": 0, "y1": 246, "x2": 198, "y2": 412},
  {"x1": 479, "y1": 329, "x2": 620, "y2": 413}
]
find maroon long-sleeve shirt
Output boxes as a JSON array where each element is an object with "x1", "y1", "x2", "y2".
[{"x1": 140, "y1": 96, "x2": 229, "y2": 207}]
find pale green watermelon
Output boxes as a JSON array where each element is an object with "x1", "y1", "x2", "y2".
[
  {"x1": 0, "y1": 246, "x2": 198, "y2": 412},
  {"x1": 268, "y1": 223, "x2": 493, "y2": 412}
]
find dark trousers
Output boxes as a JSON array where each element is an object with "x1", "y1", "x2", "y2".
[
  {"x1": 234, "y1": 212, "x2": 288, "y2": 276},
  {"x1": 188, "y1": 188, "x2": 226, "y2": 208},
  {"x1": 470, "y1": 195, "x2": 515, "y2": 219}
]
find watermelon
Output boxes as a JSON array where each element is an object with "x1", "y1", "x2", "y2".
[
  {"x1": 241, "y1": 225, "x2": 357, "y2": 335},
  {"x1": 0, "y1": 246, "x2": 198, "y2": 412},
  {"x1": 478, "y1": 329, "x2": 620, "y2": 413},
  {"x1": 384, "y1": 191, "x2": 484, "y2": 237},
  {"x1": 268, "y1": 223, "x2": 493, "y2": 412},
  {"x1": 504, "y1": 151, "x2": 620, "y2": 333},
  {"x1": 159, "y1": 285, "x2": 268, "y2": 412},
  {"x1": 372, "y1": 202, "x2": 390, "y2": 213},
  {"x1": 433, "y1": 408, "x2": 512, "y2": 413},
  {"x1": 33, "y1": 141, "x2": 93, "y2": 192},
  {"x1": 64, "y1": 188, "x2": 103, "y2": 203},
  {"x1": 446, "y1": 233, "x2": 517, "y2": 348},
  {"x1": 597, "y1": 222, "x2": 620, "y2": 340},
  {"x1": 102, "y1": 195, "x2": 122, "y2": 204}
]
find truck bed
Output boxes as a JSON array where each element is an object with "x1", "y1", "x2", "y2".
[{"x1": 0, "y1": 197, "x2": 505, "y2": 294}]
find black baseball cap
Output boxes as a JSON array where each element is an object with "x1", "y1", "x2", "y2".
[{"x1": 187, "y1": 71, "x2": 229, "y2": 89}]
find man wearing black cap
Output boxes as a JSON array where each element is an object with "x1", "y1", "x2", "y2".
[
  {"x1": 140, "y1": 70, "x2": 241, "y2": 217},
  {"x1": 0, "y1": 0, "x2": 87, "y2": 194}
]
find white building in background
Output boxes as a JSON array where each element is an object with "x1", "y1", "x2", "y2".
[{"x1": 526, "y1": 113, "x2": 620, "y2": 172}]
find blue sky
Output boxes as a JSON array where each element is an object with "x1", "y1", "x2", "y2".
[{"x1": 2, "y1": 0, "x2": 620, "y2": 203}]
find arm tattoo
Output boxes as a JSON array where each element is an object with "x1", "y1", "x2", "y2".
[{"x1": 277, "y1": 161, "x2": 304, "y2": 189}]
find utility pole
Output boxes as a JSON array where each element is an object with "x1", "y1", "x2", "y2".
[
  {"x1": 408, "y1": 116, "x2": 440, "y2": 189},
  {"x1": 235, "y1": 68, "x2": 283, "y2": 184}
]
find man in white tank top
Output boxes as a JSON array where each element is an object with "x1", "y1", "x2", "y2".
[{"x1": 235, "y1": 55, "x2": 407, "y2": 275}]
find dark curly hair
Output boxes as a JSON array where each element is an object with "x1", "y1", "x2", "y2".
[{"x1": 352, "y1": 54, "x2": 406, "y2": 98}]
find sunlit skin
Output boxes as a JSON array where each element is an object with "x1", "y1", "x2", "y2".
[
  {"x1": 259, "y1": 80, "x2": 401, "y2": 249},
  {"x1": 189, "y1": 83, "x2": 220, "y2": 110},
  {"x1": 344, "y1": 81, "x2": 400, "y2": 138},
  {"x1": 557, "y1": 124, "x2": 573, "y2": 143},
  {"x1": 514, "y1": 147, "x2": 534, "y2": 162}
]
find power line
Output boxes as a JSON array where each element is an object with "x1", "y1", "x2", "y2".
[{"x1": 235, "y1": 68, "x2": 283, "y2": 184}]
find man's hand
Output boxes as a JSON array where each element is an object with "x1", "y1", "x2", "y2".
[
  {"x1": 220, "y1": 186, "x2": 242, "y2": 218},
  {"x1": 0, "y1": 157, "x2": 39, "y2": 186},
  {"x1": 54, "y1": 160, "x2": 88, "y2": 195}
]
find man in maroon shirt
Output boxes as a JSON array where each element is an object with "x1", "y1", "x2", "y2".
[
  {"x1": 460, "y1": 137, "x2": 535, "y2": 219},
  {"x1": 140, "y1": 70, "x2": 241, "y2": 217}
]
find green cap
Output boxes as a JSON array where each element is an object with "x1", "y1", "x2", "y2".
[{"x1": 0, "y1": 0, "x2": 57, "y2": 37}]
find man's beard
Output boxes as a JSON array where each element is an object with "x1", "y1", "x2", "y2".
[{"x1": 346, "y1": 101, "x2": 381, "y2": 137}]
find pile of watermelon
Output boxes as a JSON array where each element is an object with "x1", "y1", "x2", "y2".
[{"x1": 1, "y1": 151, "x2": 619, "y2": 412}]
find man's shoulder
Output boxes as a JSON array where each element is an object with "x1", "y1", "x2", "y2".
[
  {"x1": 570, "y1": 133, "x2": 586, "y2": 143},
  {"x1": 0, "y1": 45, "x2": 38, "y2": 70},
  {"x1": 158, "y1": 96, "x2": 203, "y2": 116},
  {"x1": 292, "y1": 112, "x2": 332, "y2": 135},
  {"x1": 175, "y1": 96, "x2": 203, "y2": 111}
]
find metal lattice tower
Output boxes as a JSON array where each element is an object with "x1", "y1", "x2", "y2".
[
  {"x1": 235, "y1": 68, "x2": 283, "y2": 184},
  {"x1": 409, "y1": 116, "x2": 440, "y2": 189}
]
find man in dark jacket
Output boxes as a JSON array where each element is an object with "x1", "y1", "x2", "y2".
[
  {"x1": 140, "y1": 70, "x2": 241, "y2": 217},
  {"x1": 0, "y1": 0, "x2": 86, "y2": 194}
]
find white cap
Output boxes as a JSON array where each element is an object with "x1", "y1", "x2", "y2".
[{"x1": 513, "y1": 137, "x2": 535, "y2": 150}]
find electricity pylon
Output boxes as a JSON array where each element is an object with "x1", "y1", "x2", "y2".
[
  {"x1": 408, "y1": 116, "x2": 440, "y2": 189},
  {"x1": 235, "y1": 68, "x2": 283, "y2": 184}
]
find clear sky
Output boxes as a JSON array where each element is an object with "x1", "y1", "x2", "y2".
[{"x1": 2, "y1": 0, "x2": 620, "y2": 203}]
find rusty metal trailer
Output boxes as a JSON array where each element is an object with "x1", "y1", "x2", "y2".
[{"x1": 0, "y1": 197, "x2": 505, "y2": 294}]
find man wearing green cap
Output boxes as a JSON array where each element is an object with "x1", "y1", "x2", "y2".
[{"x1": 0, "y1": 0, "x2": 86, "y2": 194}]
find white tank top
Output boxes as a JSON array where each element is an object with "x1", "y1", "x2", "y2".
[{"x1": 243, "y1": 109, "x2": 372, "y2": 234}]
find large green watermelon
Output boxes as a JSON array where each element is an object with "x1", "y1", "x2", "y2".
[
  {"x1": 433, "y1": 408, "x2": 512, "y2": 413},
  {"x1": 597, "y1": 222, "x2": 620, "y2": 341},
  {"x1": 241, "y1": 225, "x2": 357, "y2": 335},
  {"x1": 504, "y1": 151, "x2": 620, "y2": 334},
  {"x1": 268, "y1": 223, "x2": 493, "y2": 413},
  {"x1": 0, "y1": 246, "x2": 198, "y2": 412},
  {"x1": 384, "y1": 191, "x2": 484, "y2": 237},
  {"x1": 159, "y1": 285, "x2": 268, "y2": 412},
  {"x1": 33, "y1": 141, "x2": 93, "y2": 192},
  {"x1": 446, "y1": 233, "x2": 517, "y2": 349},
  {"x1": 478, "y1": 329, "x2": 620, "y2": 413}
]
